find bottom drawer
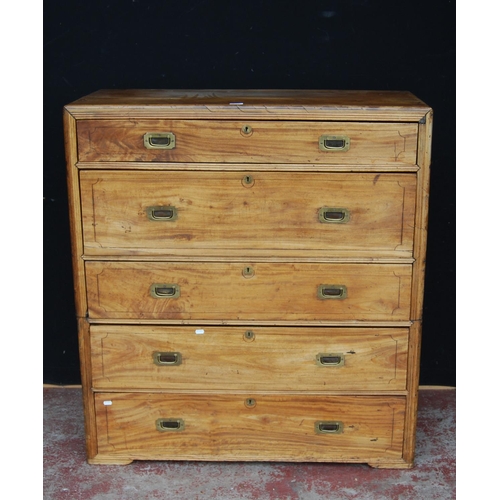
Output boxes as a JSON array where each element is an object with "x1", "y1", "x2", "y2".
[{"x1": 94, "y1": 393, "x2": 406, "y2": 462}]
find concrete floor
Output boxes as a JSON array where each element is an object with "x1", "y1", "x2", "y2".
[{"x1": 43, "y1": 386, "x2": 455, "y2": 500}]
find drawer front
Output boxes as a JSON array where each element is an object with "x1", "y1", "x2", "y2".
[
  {"x1": 77, "y1": 119, "x2": 417, "y2": 165},
  {"x1": 94, "y1": 393, "x2": 406, "y2": 461},
  {"x1": 80, "y1": 171, "x2": 416, "y2": 258},
  {"x1": 90, "y1": 325, "x2": 408, "y2": 391},
  {"x1": 85, "y1": 262, "x2": 412, "y2": 322}
]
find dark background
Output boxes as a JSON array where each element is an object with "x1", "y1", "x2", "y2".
[{"x1": 44, "y1": 0, "x2": 455, "y2": 386}]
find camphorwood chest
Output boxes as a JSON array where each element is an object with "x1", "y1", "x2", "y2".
[{"x1": 64, "y1": 89, "x2": 432, "y2": 468}]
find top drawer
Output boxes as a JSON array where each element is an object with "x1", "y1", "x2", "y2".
[{"x1": 76, "y1": 120, "x2": 418, "y2": 165}]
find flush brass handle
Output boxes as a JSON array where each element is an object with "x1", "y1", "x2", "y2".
[
  {"x1": 319, "y1": 135, "x2": 350, "y2": 152},
  {"x1": 153, "y1": 352, "x2": 182, "y2": 366},
  {"x1": 147, "y1": 206, "x2": 178, "y2": 221},
  {"x1": 156, "y1": 418, "x2": 185, "y2": 432},
  {"x1": 316, "y1": 353, "x2": 345, "y2": 367},
  {"x1": 143, "y1": 132, "x2": 176, "y2": 149},
  {"x1": 150, "y1": 284, "x2": 180, "y2": 299},
  {"x1": 315, "y1": 421, "x2": 344, "y2": 434},
  {"x1": 319, "y1": 207, "x2": 350, "y2": 223},
  {"x1": 318, "y1": 285, "x2": 347, "y2": 300}
]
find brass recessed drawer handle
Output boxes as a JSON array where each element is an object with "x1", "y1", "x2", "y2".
[
  {"x1": 315, "y1": 421, "x2": 344, "y2": 434},
  {"x1": 318, "y1": 285, "x2": 347, "y2": 300},
  {"x1": 156, "y1": 418, "x2": 185, "y2": 432},
  {"x1": 319, "y1": 207, "x2": 350, "y2": 223},
  {"x1": 319, "y1": 135, "x2": 350, "y2": 152},
  {"x1": 316, "y1": 353, "x2": 345, "y2": 367},
  {"x1": 150, "y1": 284, "x2": 180, "y2": 299},
  {"x1": 143, "y1": 132, "x2": 176, "y2": 149},
  {"x1": 153, "y1": 351, "x2": 182, "y2": 366},
  {"x1": 147, "y1": 206, "x2": 178, "y2": 221}
]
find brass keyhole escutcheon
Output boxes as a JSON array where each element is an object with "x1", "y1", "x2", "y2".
[
  {"x1": 241, "y1": 124, "x2": 253, "y2": 136},
  {"x1": 242, "y1": 266, "x2": 255, "y2": 278},
  {"x1": 245, "y1": 398, "x2": 256, "y2": 408},
  {"x1": 244, "y1": 330, "x2": 255, "y2": 342},
  {"x1": 241, "y1": 174, "x2": 254, "y2": 187}
]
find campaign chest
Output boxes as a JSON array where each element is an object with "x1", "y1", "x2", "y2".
[{"x1": 64, "y1": 89, "x2": 432, "y2": 467}]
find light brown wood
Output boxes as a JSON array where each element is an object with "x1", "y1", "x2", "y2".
[
  {"x1": 94, "y1": 393, "x2": 406, "y2": 462},
  {"x1": 402, "y1": 110, "x2": 434, "y2": 465},
  {"x1": 65, "y1": 110, "x2": 97, "y2": 460},
  {"x1": 77, "y1": 119, "x2": 417, "y2": 165},
  {"x1": 63, "y1": 109, "x2": 87, "y2": 318},
  {"x1": 87, "y1": 457, "x2": 134, "y2": 465},
  {"x1": 76, "y1": 318, "x2": 98, "y2": 459},
  {"x1": 67, "y1": 89, "x2": 429, "y2": 108},
  {"x1": 90, "y1": 325, "x2": 408, "y2": 391},
  {"x1": 85, "y1": 261, "x2": 412, "y2": 322},
  {"x1": 413, "y1": 111, "x2": 433, "y2": 321},
  {"x1": 80, "y1": 171, "x2": 416, "y2": 259},
  {"x1": 65, "y1": 89, "x2": 430, "y2": 122},
  {"x1": 76, "y1": 161, "x2": 420, "y2": 172},
  {"x1": 64, "y1": 89, "x2": 432, "y2": 468},
  {"x1": 88, "y1": 318, "x2": 413, "y2": 328}
]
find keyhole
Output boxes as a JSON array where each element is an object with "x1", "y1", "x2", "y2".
[
  {"x1": 244, "y1": 330, "x2": 255, "y2": 341},
  {"x1": 241, "y1": 174, "x2": 254, "y2": 187},
  {"x1": 245, "y1": 398, "x2": 256, "y2": 408},
  {"x1": 242, "y1": 266, "x2": 255, "y2": 278},
  {"x1": 241, "y1": 124, "x2": 253, "y2": 136}
]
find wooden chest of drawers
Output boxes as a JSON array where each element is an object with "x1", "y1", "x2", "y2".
[{"x1": 64, "y1": 89, "x2": 432, "y2": 468}]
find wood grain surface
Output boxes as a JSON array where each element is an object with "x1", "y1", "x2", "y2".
[
  {"x1": 80, "y1": 171, "x2": 416, "y2": 258},
  {"x1": 94, "y1": 393, "x2": 406, "y2": 462},
  {"x1": 77, "y1": 119, "x2": 417, "y2": 164},
  {"x1": 64, "y1": 89, "x2": 432, "y2": 467},
  {"x1": 90, "y1": 325, "x2": 408, "y2": 392},
  {"x1": 85, "y1": 261, "x2": 412, "y2": 322},
  {"x1": 65, "y1": 89, "x2": 430, "y2": 122}
]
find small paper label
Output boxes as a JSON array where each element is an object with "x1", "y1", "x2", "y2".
[
  {"x1": 195, "y1": 329, "x2": 205, "y2": 334},
  {"x1": 103, "y1": 400, "x2": 112, "y2": 406}
]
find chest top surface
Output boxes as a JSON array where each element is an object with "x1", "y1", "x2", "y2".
[{"x1": 65, "y1": 89, "x2": 431, "y2": 121}]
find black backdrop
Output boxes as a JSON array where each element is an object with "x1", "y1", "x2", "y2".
[{"x1": 44, "y1": 0, "x2": 455, "y2": 386}]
